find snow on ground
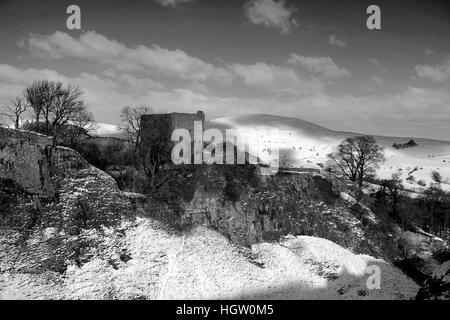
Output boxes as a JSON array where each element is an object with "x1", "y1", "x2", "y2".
[
  {"x1": 92, "y1": 114, "x2": 450, "y2": 189},
  {"x1": 207, "y1": 114, "x2": 450, "y2": 190},
  {"x1": 0, "y1": 217, "x2": 419, "y2": 300},
  {"x1": 91, "y1": 122, "x2": 123, "y2": 137}
]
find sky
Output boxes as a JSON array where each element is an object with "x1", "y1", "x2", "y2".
[{"x1": 0, "y1": 0, "x2": 449, "y2": 140}]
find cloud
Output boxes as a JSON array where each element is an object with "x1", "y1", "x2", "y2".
[
  {"x1": 155, "y1": 0, "x2": 195, "y2": 7},
  {"x1": 371, "y1": 75, "x2": 383, "y2": 85},
  {"x1": 27, "y1": 31, "x2": 232, "y2": 83},
  {"x1": 230, "y1": 62, "x2": 324, "y2": 94},
  {"x1": 287, "y1": 54, "x2": 351, "y2": 78},
  {"x1": 16, "y1": 31, "x2": 450, "y2": 140},
  {"x1": 1, "y1": 64, "x2": 449, "y2": 140},
  {"x1": 367, "y1": 58, "x2": 379, "y2": 66},
  {"x1": 415, "y1": 57, "x2": 450, "y2": 82},
  {"x1": 244, "y1": 0, "x2": 298, "y2": 34},
  {"x1": 0, "y1": 64, "x2": 168, "y2": 123},
  {"x1": 424, "y1": 48, "x2": 436, "y2": 56},
  {"x1": 328, "y1": 34, "x2": 347, "y2": 48},
  {"x1": 25, "y1": 31, "x2": 328, "y2": 95},
  {"x1": 0, "y1": 64, "x2": 68, "y2": 85}
]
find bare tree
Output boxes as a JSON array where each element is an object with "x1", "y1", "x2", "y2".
[
  {"x1": 60, "y1": 109, "x2": 95, "y2": 148},
  {"x1": 1, "y1": 95, "x2": 27, "y2": 129},
  {"x1": 120, "y1": 106, "x2": 152, "y2": 154},
  {"x1": 25, "y1": 80, "x2": 88, "y2": 146},
  {"x1": 50, "y1": 84, "x2": 86, "y2": 145},
  {"x1": 26, "y1": 80, "x2": 58, "y2": 133},
  {"x1": 141, "y1": 127, "x2": 172, "y2": 189},
  {"x1": 120, "y1": 106, "x2": 152, "y2": 191},
  {"x1": 425, "y1": 172, "x2": 445, "y2": 233},
  {"x1": 381, "y1": 172, "x2": 403, "y2": 220},
  {"x1": 137, "y1": 113, "x2": 173, "y2": 191},
  {"x1": 327, "y1": 135, "x2": 385, "y2": 189}
]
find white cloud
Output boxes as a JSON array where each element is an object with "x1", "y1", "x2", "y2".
[
  {"x1": 415, "y1": 57, "x2": 450, "y2": 82},
  {"x1": 244, "y1": 0, "x2": 298, "y2": 34},
  {"x1": 0, "y1": 64, "x2": 168, "y2": 124},
  {"x1": 328, "y1": 34, "x2": 347, "y2": 48},
  {"x1": 424, "y1": 48, "x2": 436, "y2": 56},
  {"x1": 1, "y1": 64, "x2": 449, "y2": 140},
  {"x1": 25, "y1": 31, "x2": 327, "y2": 95},
  {"x1": 14, "y1": 31, "x2": 450, "y2": 140},
  {"x1": 0, "y1": 64, "x2": 69, "y2": 84},
  {"x1": 367, "y1": 58, "x2": 379, "y2": 66},
  {"x1": 155, "y1": 0, "x2": 195, "y2": 7},
  {"x1": 27, "y1": 31, "x2": 232, "y2": 83},
  {"x1": 287, "y1": 54, "x2": 351, "y2": 78},
  {"x1": 371, "y1": 75, "x2": 383, "y2": 85},
  {"x1": 230, "y1": 62, "x2": 324, "y2": 94}
]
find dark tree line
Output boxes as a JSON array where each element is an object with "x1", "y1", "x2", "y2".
[
  {"x1": 326, "y1": 136, "x2": 450, "y2": 239},
  {"x1": 375, "y1": 171, "x2": 450, "y2": 240}
]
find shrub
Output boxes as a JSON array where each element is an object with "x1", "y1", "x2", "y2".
[
  {"x1": 432, "y1": 170, "x2": 443, "y2": 184},
  {"x1": 417, "y1": 180, "x2": 427, "y2": 187}
]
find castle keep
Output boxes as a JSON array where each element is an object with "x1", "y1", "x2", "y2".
[{"x1": 140, "y1": 111, "x2": 205, "y2": 159}]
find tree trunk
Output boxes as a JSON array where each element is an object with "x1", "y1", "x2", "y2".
[{"x1": 430, "y1": 197, "x2": 435, "y2": 233}]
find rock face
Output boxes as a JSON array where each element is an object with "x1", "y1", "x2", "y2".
[
  {"x1": 396, "y1": 229, "x2": 448, "y2": 283},
  {"x1": 138, "y1": 165, "x2": 399, "y2": 261},
  {"x1": 0, "y1": 128, "x2": 426, "y2": 299},
  {"x1": 416, "y1": 260, "x2": 450, "y2": 299},
  {"x1": 0, "y1": 127, "x2": 55, "y2": 197},
  {"x1": 400, "y1": 230, "x2": 447, "y2": 259},
  {"x1": 0, "y1": 143, "x2": 130, "y2": 276}
]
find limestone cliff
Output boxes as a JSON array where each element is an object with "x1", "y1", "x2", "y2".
[
  {"x1": 0, "y1": 127, "x2": 55, "y2": 197},
  {"x1": 0, "y1": 128, "x2": 431, "y2": 299}
]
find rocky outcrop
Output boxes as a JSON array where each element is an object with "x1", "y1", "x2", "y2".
[
  {"x1": 136, "y1": 165, "x2": 400, "y2": 261},
  {"x1": 0, "y1": 143, "x2": 130, "y2": 276},
  {"x1": 398, "y1": 229, "x2": 447, "y2": 261},
  {"x1": 392, "y1": 139, "x2": 418, "y2": 150},
  {"x1": 0, "y1": 127, "x2": 55, "y2": 197},
  {"x1": 0, "y1": 128, "x2": 429, "y2": 300},
  {"x1": 395, "y1": 229, "x2": 448, "y2": 284},
  {"x1": 416, "y1": 260, "x2": 450, "y2": 299}
]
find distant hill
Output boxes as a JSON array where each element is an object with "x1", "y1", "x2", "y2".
[
  {"x1": 94, "y1": 114, "x2": 450, "y2": 189},
  {"x1": 207, "y1": 114, "x2": 450, "y2": 190},
  {"x1": 92, "y1": 122, "x2": 125, "y2": 138}
]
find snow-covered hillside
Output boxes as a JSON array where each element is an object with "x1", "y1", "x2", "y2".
[
  {"x1": 0, "y1": 220, "x2": 419, "y2": 300},
  {"x1": 91, "y1": 122, "x2": 123, "y2": 138},
  {"x1": 92, "y1": 113, "x2": 450, "y2": 188},
  {"x1": 207, "y1": 114, "x2": 450, "y2": 190},
  {"x1": 0, "y1": 125, "x2": 426, "y2": 300}
]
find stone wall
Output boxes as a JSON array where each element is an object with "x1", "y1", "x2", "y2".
[{"x1": 0, "y1": 127, "x2": 55, "y2": 197}]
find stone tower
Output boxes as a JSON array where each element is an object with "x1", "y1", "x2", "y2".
[{"x1": 140, "y1": 111, "x2": 205, "y2": 163}]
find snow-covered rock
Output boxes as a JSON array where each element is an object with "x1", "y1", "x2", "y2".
[{"x1": 0, "y1": 222, "x2": 419, "y2": 300}]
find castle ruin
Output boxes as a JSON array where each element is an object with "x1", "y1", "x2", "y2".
[{"x1": 140, "y1": 111, "x2": 205, "y2": 161}]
